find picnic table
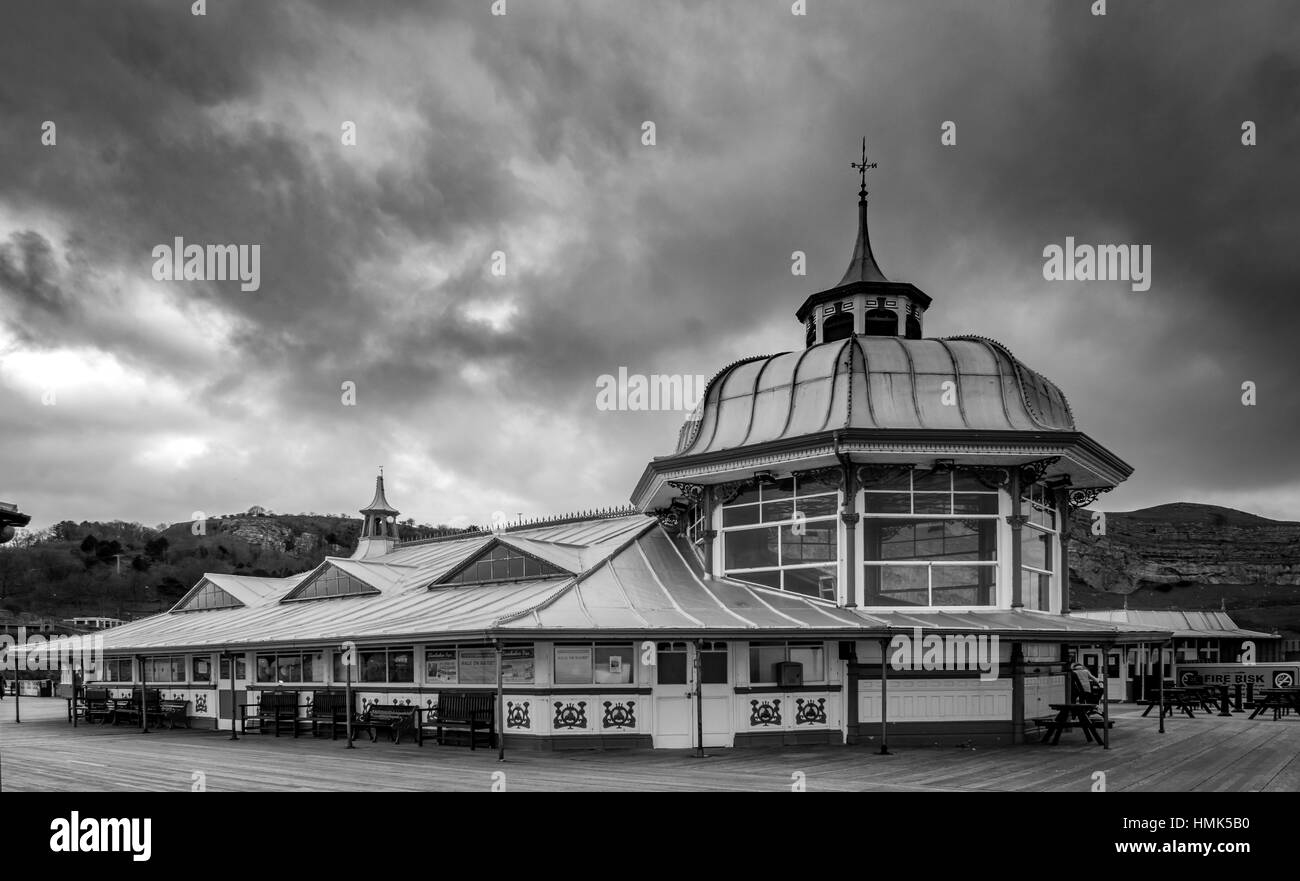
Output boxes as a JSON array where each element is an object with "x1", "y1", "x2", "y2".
[
  {"x1": 1038, "y1": 703, "x2": 1102, "y2": 746},
  {"x1": 1139, "y1": 687, "x2": 1199, "y2": 719},
  {"x1": 1249, "y1": 688, "x2": 1300, "y2": 720}
]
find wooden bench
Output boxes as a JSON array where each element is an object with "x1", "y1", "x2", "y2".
[
  {"x1": 353, "y1": 703, "x2": 417, "y2": 744},
  {"x1": 155, "y1": 699, "x2": 191, "y2": 729},
  {"x1": 300, "y1": 690, "x2": 352, "y2": 739},
  {"x1": 419, "y1": 692, "x2": 495, "y2": 750},
  {"x1": 241, "y1": 691, "x2": 300, "y2": 736},
  {"x1": 68, "y1": 687, "x2": 114, "y2": 725},
  {"x1": 110, "y1": 689, "x2": 162, "y2": 726}
]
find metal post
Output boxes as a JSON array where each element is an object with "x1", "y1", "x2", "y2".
[
  {"x1": 139, "y1": 654, "x2": 149, "y2": 734},
  {"x1": 13, "y1": 636, "x2": 21, "y2": 723},
  {"x1": 227, "y1": 652, "x2": 238, "y2": 740},
  {"x1": 839, "y1": 456, "x2": 858, "y2": 608},
  {"x1": 72, "y1": 669, "x2": 78, "y2": 729},
  {"x1": 344, "y1": 647, "x2": 355, "y2": 749},
  {"x1": 1100, "y1": 648, "x2": 1110, "y2": 749},
  {"x1": 878, "y1": 637, "x2": 890, "y2": 755},
  {"x1": 693, "y1": 639, "x2": 706, "y2": 758},
  {"x1": 495, "y1": 641, "x2": 506, "y2": 762},
  {"x1": 1008, "y1": 468, "x2": 1026, "y2": 609},
  {"x1": 1158, "y1": 641, "x2": 1166, "y2": 734}
]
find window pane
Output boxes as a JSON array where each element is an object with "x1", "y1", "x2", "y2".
[
  {"x1": 954, "y1": 493, "x2": 998, "y2": 514},
  {"x1": 701, "y1": 647, "x2": 728, "y2": 684},
  {"x1": 256, "y1": 655, "x2": 276, "y2": 683},
  {"x1": 729, "y1": 485, "x2": 760, "y2": 506},
  {"x1": 761, "y1": 499, "x2": 794, "y2": 523},
  {"x1": 360, "y1": 650, "x2": 387, "y2": 683},
  {"x1": 912, "y1": 471, "x2": 951, "y2": 492},
  {"x1": 863, "y1": 492, "x2": 910, "y2": 514},
  {"x1": 554, "y1": 646, "x2": 593, "y2": 684},
  {"x1": 733, "y1": 569, "x2": 781, "y2": 590},
  {"x1": 388, "y1": 649, "x2": 414, "y2": 683},
  {"x1": 867, "y1": 519, "x2": 996, "y2": 563},
  {"x1": 1022, "y1": 526, "x2": 1051, "y2": 571},
  {"x1": 722, "y1": 505, "x2": 760, "y2": 527},
  {"x1": 277, "y1": 654, "x2": 302, "y2": 683},
  {"x1": 507, "y1": 555, "x2": 524, "y2": 578},
  {"x1": 782, "y1": 565, "x2": 837, "y2": 601},
  {"x1": 220, "y1": 656, "x2": 230, "y2": 680},
  {"x1": 794, "y1": 494, "x2": 837, "y2": 517},
  {"x1": 932, "y1": 565, "x2": 996, "y2": 606},
  {"x1": 864, "y1": 470, "x2": 911, "y2": 491},
  {"x1": 913, "y1": 493, "x2": 951, "y2": 515},
  {"x1": 781, "y1": 520, "x2": 836, "y2": 563},
  {"x1": 724, "y1": 526, "x2": 779, "y2": 570},
  {"x1": 798, "y1": 475, "x2": 839, "y2": 495},
  {"x1": 191, "y1": 657, "x2": 211, "y2": 682},
  {"x1": 594, "y1": 646, "x2": 633, "y2": 684},
  {"x1": 864, "y1": 565, "x2": 928, "y2": 606},
  {"x1": 749, "y1": 644, "x2": 786, "y2": 683},
  {"x1": 657, "y1": 649, "x2": 688, "y2": 685},
  {"x1": 789, "y1": 645, "x2": 825, "y2": 682},
  {"x1": 762, "y1": 478, "x2": 794, "y2": 500},
  {"x1": 951, "y1": 473, "x2": 988, "y2": 492}
]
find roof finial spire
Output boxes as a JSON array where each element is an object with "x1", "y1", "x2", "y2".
[{"x1": 850, "y1": 136, "x2": 877, "y2": 201}]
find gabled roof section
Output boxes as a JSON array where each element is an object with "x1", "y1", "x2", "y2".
[
  {"x1": 281, "y1": 560, "x2": 383, "y2": 603},
  {"x1": 434, "y1": 538, "x2": 573, "y2": 587},
  {"x1": 170, "y1": 578, "x2": 244, "y2": 613}
]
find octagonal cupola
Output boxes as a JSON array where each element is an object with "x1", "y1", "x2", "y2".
[
  {"x1": 352, "y1": 470, "x2": 400, "y2": 560},
  {"x1": 795, "y1": 139, "x2": 932, "y2": 347}
]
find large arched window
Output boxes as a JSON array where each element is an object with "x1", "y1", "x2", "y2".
[
  {"x1": 822, "y1": 312, "x2": 854, "y2": 343},
  {"x1": 863, "y1": 307, "x2": 898, "y2": 336}
]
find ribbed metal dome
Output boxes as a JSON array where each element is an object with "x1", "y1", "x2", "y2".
[{"x1": 675, "y1": 335, "x2": 1075, "y2": 456}]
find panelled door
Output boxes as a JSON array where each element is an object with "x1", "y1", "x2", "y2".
[
  {"x1": 216, "y1": 654, "x2": 248, "y2": 731},
  {"x1": 651, "y1": 641, "x2": 732, "y2": 749}
]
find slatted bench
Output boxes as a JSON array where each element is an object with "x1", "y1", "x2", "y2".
[
  {"x1": 300, "y1": 690, "x2": 352, "y2": 739},
  {"x1": 110, "y1": 689, "x2": 162, "y2": 726},
  {"x1": 419, "y1": 692, "x2": 495, "y2": 750},
  {"x1": 241, "y1": 691, "x2": 300, "y2": 736},
  {"x1": 353, "y1": 703, "x2": 417, "y2": 744},
  {"x1": 155, "y1": 699, "x2": 191, "y2": 729}
]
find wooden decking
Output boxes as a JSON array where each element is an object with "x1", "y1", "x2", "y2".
[{"x1": 2, "y1": 698, "x2": 1297, "y2": 791}]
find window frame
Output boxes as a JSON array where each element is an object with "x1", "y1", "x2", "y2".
[
  {"x1": 720, "y1": 476, "x2": 840, "y2": 600},
  {"x1": 747, "y1": 640, "x2": 827, "y2": 685},
  {"x1": 553, "y1": 641, "x2": 636, "y2": 686},
  {"x1": 860, "y1": 470, "x2": 1001, "y2": 609}
]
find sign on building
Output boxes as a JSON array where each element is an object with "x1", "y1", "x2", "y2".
[{"x1": 1174, "y1": 663, "x2": 1298, "y2": 689}]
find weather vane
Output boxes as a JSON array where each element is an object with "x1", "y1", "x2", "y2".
[{"x1": 850, "y1": 136, "x2": 877, "y2": 198}]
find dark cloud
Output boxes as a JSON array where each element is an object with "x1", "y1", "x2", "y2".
[{"x1": 1, "y1": 0, "x2": 1298, "y2": 531}]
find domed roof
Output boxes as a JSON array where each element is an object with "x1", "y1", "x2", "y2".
[{"x1": 675, "y1": 335, "x2": 1075, "y2": 457}]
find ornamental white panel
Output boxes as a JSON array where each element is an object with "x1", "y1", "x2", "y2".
[{"x1": 859, "y1": 678, "x2": 1012, "y2": 722}]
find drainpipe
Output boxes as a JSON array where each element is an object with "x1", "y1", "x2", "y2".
[
  {"x1": 837, "y1": 446, "x2": 858, "y2": 609},
  {"x1": 1011, "y1": 642, "x2": 1025, "y2": 744}
]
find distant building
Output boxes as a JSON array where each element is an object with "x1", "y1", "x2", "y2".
[
  {"x1": 65, "y1": 616, "x2": 126, "y2": 631},
  {"x1": 1068, "y1": 609, "x2": 1282, "y2": 701}
]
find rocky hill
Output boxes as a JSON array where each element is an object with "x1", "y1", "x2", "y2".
[{"x1": 1069, "y1": 502, "x2": 1300, "y2": 632}]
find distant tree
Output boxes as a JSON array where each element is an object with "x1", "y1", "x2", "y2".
[
  {"x1": 325, "y1": 533, "x2": 338, "y2": 545},
  {"x1": 79, "y1": 534, "x2": 98, "y2": 554},
  {"x1": 131, "y1": 555, "x2": 149, "y2": 572},
  {"x1": 144, "y1": 536, "x2": 169, "y2": 560}
]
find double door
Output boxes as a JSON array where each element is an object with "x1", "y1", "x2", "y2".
[{"x1": 650, "y1": 641, "x2": 730, "y2": 748}]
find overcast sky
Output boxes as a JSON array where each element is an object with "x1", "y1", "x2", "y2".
[{"x1": 1, "y1": 0, "x2": 1298, "y2": 533}]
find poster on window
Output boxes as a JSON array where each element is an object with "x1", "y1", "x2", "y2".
[
  {"x1": 555, "y1": 646, "x2": 593, "y2": 684},
  {"x1": 425, "y1": 649, "x2": 457, "y2": 683},
  {"x1": 459, "y1": 647, "x2": 497, "y2": 684},
  {"x1": 502, "y1": 647, "x2": 535, "y2": 683}
]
